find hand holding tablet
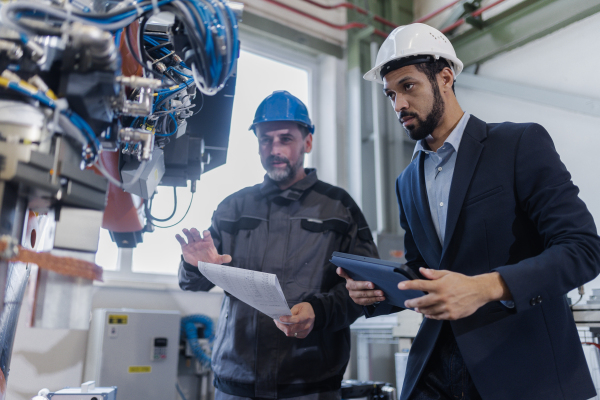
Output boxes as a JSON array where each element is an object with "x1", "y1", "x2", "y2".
[{"x1": 331, "y1": 252, "x2": 425, "y2": 309}]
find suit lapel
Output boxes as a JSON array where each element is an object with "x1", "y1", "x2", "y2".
[
  {"x1": 441, "y1": 116, "x2": 487, "y2": 262},
  {"x1": 410, "y1": 151, "x2": 442, "y2": 264}
]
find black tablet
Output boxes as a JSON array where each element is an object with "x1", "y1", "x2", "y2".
[{"x1": 331, "y1": 252, "x2": 425, "y2": 308}]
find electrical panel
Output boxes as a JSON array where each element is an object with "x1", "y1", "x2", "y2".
[{"x1": 84, "y1": 308, "x2": 181, "y2": 400}]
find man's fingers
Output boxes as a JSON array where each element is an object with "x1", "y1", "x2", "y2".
[
  {"x1": 419, "y1": 267, "x2": 450, "y2": 280},
  {"x1": 399, "y1": 278, "x2": 436, "y2": 292},
  {"x1": 289, "y1": 304, "x2": 301, "y2": 314},
  {"x1": 189, "y1": 228, "x2": 202, "y2": 241},
  {"x1": 404, "y1": 293, "x2": 438, "y2": 309},
  {"x1": 182, "y1": 229, "x2": 195, "y2": 243},
  {"x1": 175, "y1": 234, "x2": 187, "y2": 246},
  {"x1": 202, "y1": 230, "x2": 212, "y2": 240},
  {"x1": 279, "y1": 315, "x2": 300, "y2": 324},
  {"x1": 346, "y1": 279, "x2": 376, "y2": 291},
  {"x1": 220, "y1": 254, "x2": 232, "y2": 264},
  {"x1": 349, "y1": 289, "x2": 384, "y2": 299},
  {"x1": 414, "y1": 302, "x2": 446, "y2": 316},
  {"x1": 351, "y1": 297, "x2": 384, "y2": 306},
  {"x1": 336, "y1": 267, "x2": 351, "y2": 280}
]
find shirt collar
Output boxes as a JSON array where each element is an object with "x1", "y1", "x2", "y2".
[
  {"x1": 412, "y1": 112, "x2": 471, "y2": 159},
  {"x1": 260, "y1": 168, "x2": 318, "y2": 201}
]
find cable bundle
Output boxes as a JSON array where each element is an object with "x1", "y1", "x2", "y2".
[
  {"x1": 181, "y1": 314, "x2": 215, "y2": 368},
  {"x1": 0, "y1": 74, "x2": 101, "y2": 165},
  {"x1": 0, "y1": 0, "x2": 239, "y2": 95}
]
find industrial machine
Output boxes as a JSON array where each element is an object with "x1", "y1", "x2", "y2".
[{"x1": 0, "y1": 0, "x2": 242, "y2": 396}]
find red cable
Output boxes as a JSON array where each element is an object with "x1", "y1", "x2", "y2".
[
  {"x1": 583, "y1": 342, "x2": 600, "y2": 351},
  {"x1": 472, "y1": 0, "x2": 507, "y2": 17},
  {"x1": 262, "y1": 0, "x2": 388, "y2": 37},
  {"x1": 299, "y1": 0, "x2": 397, "y2": 29},
  {"x1": 441, "y1": 17, "x2": 465, "y2": 34},
  {"x1": 260, "y1": 0, "x2": 508, "y2": 40},
  {"x1": 441, "y1": 0, "x2": 507, "y2": 34}
]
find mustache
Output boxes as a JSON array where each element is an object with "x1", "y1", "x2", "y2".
[
  {"x1": 399, "y1": 111, "x2": 419, "y2": 121},
  {"x1": 267, "y1": 155, "x2": 290, "y2": 166}
]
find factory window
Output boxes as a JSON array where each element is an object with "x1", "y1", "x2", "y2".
[{"x1": 99, "y1": 48, "x2": 312, "y2": 284}]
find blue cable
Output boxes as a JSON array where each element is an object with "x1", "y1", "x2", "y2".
[
  {"x1": 167, "y1": 67, "x2": 193, "y2": 79},
  {"x1": 114, "y1": 28, "x2": 122, "y2": 48},
  {"x1": 4, "y1": 82, "x2": 99, "y2": 159},
  {"x1": 156, "y1": 107, "x2": 178, "y2": 137},
  {"x1": 181, "y1": 315, "x2": 215, "y2": 368},
  {"x1": 176, "y1": 383, "x2": 188, "y2": 400}
]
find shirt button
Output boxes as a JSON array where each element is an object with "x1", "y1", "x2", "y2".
[
  {"x1": 437, "y1": 167, "x2": 442, "y2": 171},
  {"x1": 439, "y1": 202, "x2": 444, "y2": 207}
]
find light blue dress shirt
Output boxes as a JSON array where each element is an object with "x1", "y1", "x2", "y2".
[
  {"x1": 412, "y1": 112, "x2": 514, "y2": 308},
  {"x1": 413, "y1": 112, "x2": 470, "y2": 245}
]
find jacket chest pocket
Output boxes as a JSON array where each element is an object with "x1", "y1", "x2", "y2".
[
  {"x1": 285, "y1": 218, "x2": 350, "y2": 294},
  {"x1": 219, "y1": 216, "x2": 264, "y2": 271}
]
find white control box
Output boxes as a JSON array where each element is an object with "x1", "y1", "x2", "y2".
[{"x1": 84, "y1": 309, "x2": 181, "y2": 400}]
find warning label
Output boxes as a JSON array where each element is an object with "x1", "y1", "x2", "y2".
[
  {"x1": 108, "y1": 314, "x2": 128, "y2": 325},
  {"x1": 128, "y1": 366, "x2": 152, "y2": 373}
]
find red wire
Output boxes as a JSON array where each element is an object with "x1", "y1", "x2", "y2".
[
  {"x1": 259, "y1": 0, "x2": 508, "y2": 40},
  {"x1": 583, "y1": 342, "x2": 600, "y2": 351},
  {"x1": 441, "y1": 0, "x2": 508, "y2": 34},
  {"x1": 299, "y1": 0, "x2": 398, "y2": 29},
  {"x1": 472, "y1": 0, "x2": 507, "y2": 17},
  {"x1": 261, "y1": 0, "x2": 388, "y2": 37}
]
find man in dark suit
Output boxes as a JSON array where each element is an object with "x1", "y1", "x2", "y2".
[{"x1": 338, "y1": 23, "x2": 600, "y2": 400}]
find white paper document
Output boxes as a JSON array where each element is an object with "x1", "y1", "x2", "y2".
[{"x1": 198, "y1": 262, "x2": 292, "y2": 320}]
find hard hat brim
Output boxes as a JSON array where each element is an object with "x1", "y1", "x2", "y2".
[
  {"x1": 364, "y1": 51, "x2": 464, "y2": 83},
  {"x1": 249, "y1": 120, "x2": 315, "y2": 134}
]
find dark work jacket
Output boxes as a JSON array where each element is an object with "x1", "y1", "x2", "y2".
[
  {"x1": 368, "y1": 116, "x2": 600, "y2": 400},
  {"x1": 179, "y1": 169, "x2": 379, "y2": 399}
]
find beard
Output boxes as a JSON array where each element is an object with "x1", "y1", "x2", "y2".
[
  {"x1": 399, "y1": 81, "x2": 445, "y2": 141},
  {"x1": 265, "y1": 148, "x2": 305, "y2": 183}
]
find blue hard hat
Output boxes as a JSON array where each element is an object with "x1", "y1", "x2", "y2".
[{"x1": 249, "y1": 90, "x2": 315, "y2": 134}]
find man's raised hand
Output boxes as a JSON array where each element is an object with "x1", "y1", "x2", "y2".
[{"x1": 175, "y1": 228, "x2": 232, "y2": 266}]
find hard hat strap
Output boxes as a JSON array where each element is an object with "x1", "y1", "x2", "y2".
[{"x1": 380, "y1": 55, "x2": 435, "y2": 80}]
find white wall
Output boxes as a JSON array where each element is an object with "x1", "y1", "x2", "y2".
[
  {"x1": 6, "y1": 284, "x2": 224, "y2": 400},
  {"x1": 455, "y1": 11, "x2": 600, "y2": 302}
]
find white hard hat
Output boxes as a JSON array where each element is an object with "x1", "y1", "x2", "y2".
[{"x1": 364, "y1": 23, "x2": 463, "y2": 83}]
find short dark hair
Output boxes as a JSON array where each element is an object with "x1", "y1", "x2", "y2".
[
  {"x1": 298, "y1": 124, "x2": 310, "y2": 138},
  {"x1": 414, "y1": 58, "x2": 456, "y2": 94}
]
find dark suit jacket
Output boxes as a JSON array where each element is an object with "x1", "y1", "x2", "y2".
[{"x1": 370, "y1": 115, "x2": 600, "y2": 400}]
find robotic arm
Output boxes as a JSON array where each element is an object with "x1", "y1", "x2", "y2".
[{"x1": 0, "y1": 0, "x2": 242, "y2": 394}]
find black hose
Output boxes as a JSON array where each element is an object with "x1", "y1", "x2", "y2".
[{"x1": 147, "y1": 186, "x2": 178, "y2": 222}]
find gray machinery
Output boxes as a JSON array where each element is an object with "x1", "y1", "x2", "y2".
[
  {"x1": 0, "y1": 0, "x2": 242, "y2": 395},
  {"x1": 84, "y1": 309, "x2": 181, "y2": 400}
]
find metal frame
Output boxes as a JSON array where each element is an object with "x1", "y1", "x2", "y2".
[{"x1": 451, "y1": 0, "x2": 600, "y2": 67}]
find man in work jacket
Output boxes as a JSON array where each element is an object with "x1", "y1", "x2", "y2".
[{"x1": 177, "y1": 90, "x2": 379, "y2": 400}]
